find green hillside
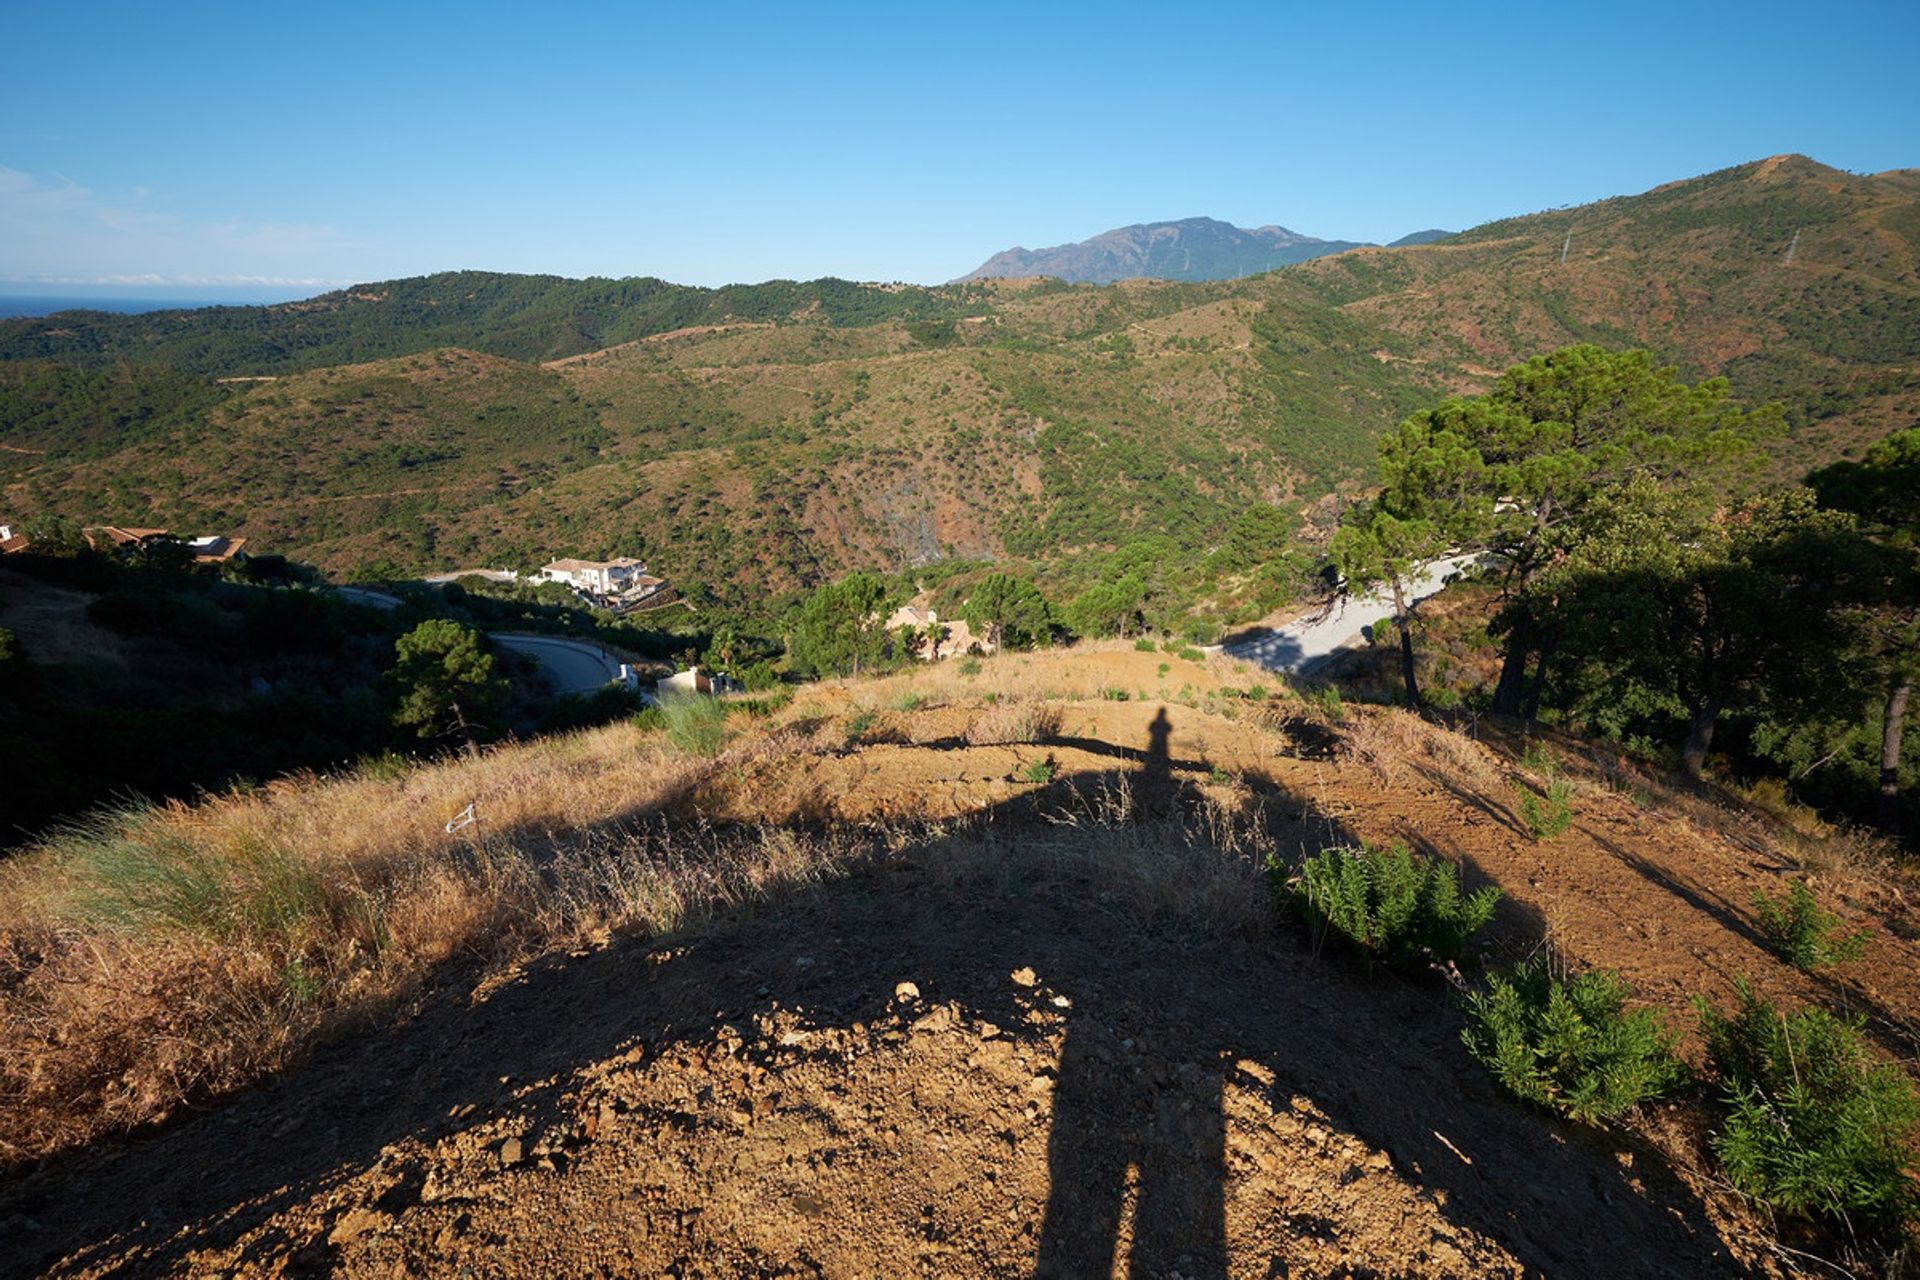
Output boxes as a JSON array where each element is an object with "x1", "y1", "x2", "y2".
[
  {"x1": 0, "y1": 272, "x2": 998, "y2": 374},
  {"x1": 4, "y1": 155, "x2": 1917, "y2": 617}
]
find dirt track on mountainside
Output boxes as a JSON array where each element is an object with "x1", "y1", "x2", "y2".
[{"x1": 4, "y1": 648, "x2": 1916, "y2": 1276}]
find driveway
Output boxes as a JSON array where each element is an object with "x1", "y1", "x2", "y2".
[
  {"x1": 1223, "y1": 553, "x2": 1483, "y2": 675},
  {"x1": 492, "y1": 633, "x2": 624, "y2": 696}
]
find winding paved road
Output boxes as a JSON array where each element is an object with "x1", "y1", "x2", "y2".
[
  {"x1": 331, "y1": 586, "x2": 620, "y2": 695},
  {"x1": 491, "y1": 633, "x2": 625, "y2": 695},
  {"x1": 1223, "y1": 553, "x2": 1483, "y2": 675},
  {"x1": 335, "y1": 585, "x2": 401, "y2": 611}
]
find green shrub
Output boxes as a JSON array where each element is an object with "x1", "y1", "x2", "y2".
[
  {"x1": 1305, "y1": 686, "x2": 1344, "y2": 720},
  {"x1": 1521, "y1": 777, "x2": 1575, "y2": 841},
  {"x1": 1752, "y1": 881, "x2": 1870, "y2": 972},
  {"x1": 845, "y1": 709, "x2": 878, "y2": 740},
  {"x1": 354, "y1": 750, "x2": 413, "y2": 782},
  {"x1": 658, "y1": 693, "x2": 730, "y2": 756},
  {"x1": 1133, "y1": 637, "x2": 1158, "y2": 653},
  {"x1": 1157, "y1": 662, "x2": 1170, "y2": 677},
  {"x1": 738, "y1": 689, "x2": 794, "y2": 718},
  {"x1": 1519, "y1": 740, "x2": 1558, "y2": 774},
  {"x1": 1018, "y1": 758, "x2": 1054, "y2": 784},
  {"x1": 1099, "y1": 686, "x2": 1130, "y2": 701},
  {"x1": 1283, "y1": 843, "x2": 1501, "y2": 973},
  {"x1": 1175, "y1": 645, "x2": 1205, "y2": 663},
  {"x1": 959, "y1": 657, "x2": 981, "y2": 677},
  {"x1": 1699, "y1": 982, "x2": 1917, "y2": 1231},
  {"x1": 890, "y1": 691, "x2": 925, "y2": 711},
  {"x1": 1463, "y1": 959, "x2": 1686, "y2": 1124}
]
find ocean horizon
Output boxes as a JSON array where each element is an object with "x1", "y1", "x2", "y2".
[{"x1": 0, "y1": 295, "x2": 271, "y2": 319}]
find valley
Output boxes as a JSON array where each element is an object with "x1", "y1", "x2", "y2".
[
  {"x1": 3, "y1": 156, "x2": 1915, "y2": 620},
  {"x1": 3, "y1": 149, "x2": 1919, "y2": 1277}
]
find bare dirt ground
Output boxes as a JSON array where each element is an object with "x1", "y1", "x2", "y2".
[{"x1": 3, "y1": 647, "x2": 1912, "y2": 1277}]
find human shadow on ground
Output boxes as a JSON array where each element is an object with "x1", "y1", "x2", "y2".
[{"x1": 0, "y1": 710, "x2": 1758, "y2": 1278}]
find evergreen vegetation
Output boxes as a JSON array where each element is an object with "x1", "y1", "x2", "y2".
[
  {"x1": 1700, "y1": 982, "x2": 1918, "y2": 1233},
  {"x1": 1462, "y1": 959, "x2": 1687, "y2": 1124},
  {"x1": 1277, "y1": 843, "x2": 1501, "y2": 973},
  {"x1": 1750, "y1": 881, "x2": 1871, "y2": 972}
]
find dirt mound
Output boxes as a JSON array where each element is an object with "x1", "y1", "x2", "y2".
[
  {"x1": 3, "y1": 835, "x2": 1745, "y2": 1278},
  {"x1": 3, "y1": 647, "x2": 1911, "y2": 1275}
]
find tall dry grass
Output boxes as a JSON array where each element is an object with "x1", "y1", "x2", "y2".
[
  {"x1": 0, "y1": 718, "x2": 749, "y2": 1165},
  {"x1": 0, "y1": 644, "x2": 1298, "y2": 1168}
]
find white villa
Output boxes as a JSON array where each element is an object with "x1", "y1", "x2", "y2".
[
  {"x1": 537, "y1": 557, "x2": 652, "y2": 596},
  {"x1": 886, "y1": 596, "x2": 988, "y2": 661}
]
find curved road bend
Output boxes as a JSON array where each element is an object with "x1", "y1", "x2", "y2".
[
  {"x1": 1223, "y1": 553, "x2": 1483, "y2": 676},
  {"x1": 491, "y1": 633, "x2": 624, "y2": 696},
  {"x1": 335, "y1": 585, "x2": 401, "y2": 611},
  {"x1": 330, "y1": 589, "x2": 620, "y2": 696}
]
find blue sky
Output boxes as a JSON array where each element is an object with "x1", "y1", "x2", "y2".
[{"x1": 2, "y1": 1, "x2": 1915, "y2": 300}]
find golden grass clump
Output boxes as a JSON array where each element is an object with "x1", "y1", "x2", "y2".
[
  {"x1": 0, "y1": 719, "x2": 741, "y2": 1166},
  {"x1": 965, "y1": 699, "x2": 1065, "y2": 746}
]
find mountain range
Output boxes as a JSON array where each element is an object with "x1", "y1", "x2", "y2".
[
  {"x1": 956, "y1": 218, "x2": 1455, "y2": 284},
  {"x1": 2, "y1": 155, "x2": 1915, "y2": 614}
]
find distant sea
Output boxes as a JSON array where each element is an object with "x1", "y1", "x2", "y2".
[{"x1": 0, "y1": 296, "x2": 241, "y2": 318}]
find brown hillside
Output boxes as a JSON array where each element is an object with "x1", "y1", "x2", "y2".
[{"x1": 7, "y1": 157, "x2": 1914, "y2": 593}]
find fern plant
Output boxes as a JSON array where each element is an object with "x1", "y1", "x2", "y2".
[
  {"x1": 1751, "y1": 881, "x2": 1870, "y2": 972},
  {"x1": 1286, "y1": 843, "x2": 1501, "y2": 973},
  {"x1": 1463, "y1": 958, "x2": 1686, "y2": 1124},
  {"x1": 1699, "y1": 981, "x2": 1917, "y2": 1232}
]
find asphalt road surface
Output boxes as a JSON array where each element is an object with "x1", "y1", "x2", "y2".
[
  {"x1": 491, "y1": 633, "x2": 624, "y2": 696},
  {"x1": 1223, "y1": 553, "x2": 1483, "y2": 675},
  {"x1": 332, "y1": 587, "x2": 619, "y2": 695},
  {"x1": 334, "y1": 585, "x2": 401, "y2": 610}
]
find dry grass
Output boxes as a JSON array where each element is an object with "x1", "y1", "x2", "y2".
[
  {"x1": 0, "y1": 648, "x2": 1294, "y2": 1168},
  {"x1": 1336, "y1": 706, "x2": 1504, "y2": 791},
  {"x1": 965, "y1": 699, "x2": 1065, "y2": 746},
  {"x1": 0, "y1": 719, "x2": 756, "y2": 1165}
]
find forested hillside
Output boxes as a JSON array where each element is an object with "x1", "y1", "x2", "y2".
[
  {"x1": 3, "y1": 155, "x2": 1916, "y2": 614},
  {"x1": 0, "y1": 273, "x2": 998, "y2": 374}
]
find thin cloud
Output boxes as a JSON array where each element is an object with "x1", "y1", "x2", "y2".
[
  {"x1": 0, "y1": 165, "x2": 370, "y2": 284},
  {"x1": 6, "y1": 271, "x2": 347, "y2": 288}
]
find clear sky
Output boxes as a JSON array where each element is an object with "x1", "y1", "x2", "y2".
[{"x1": 3, "y1": 1, "x2": 1915, "y2": 300}]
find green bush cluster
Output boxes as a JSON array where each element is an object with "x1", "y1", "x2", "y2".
[
  {"x1": 1279, "y1": 843, "x2": 1501, "y2": 973},
  {"x1": 1700, "y1": 982, "x2": 1917, "y2": 1230},
  {"x1": 1463, "y1": 959, "x2": 1686, "y2": 1124},
  {"x1": 1751, "y1": 881, "x2": 1870, "y2": 972},
  {"x1": 1520, "y1": 777, "x2": 1575, "y2": 841}
]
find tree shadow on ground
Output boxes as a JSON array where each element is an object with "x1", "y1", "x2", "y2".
[{"x1": 0, "y1": 712, "x2": 1757, "y2": 1278}]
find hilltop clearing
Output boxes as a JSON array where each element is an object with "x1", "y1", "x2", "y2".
[{"x1": 3, "y1": 645, "x2": 1914, "y2": 1275}]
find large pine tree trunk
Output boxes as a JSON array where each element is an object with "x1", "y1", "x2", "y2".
[
  {"x1": 1880, "y1": 672, "x2": 1912, "y2": 836},
  {"x1": 1522, "y1": 635, "x2": 1556, "y2": 723},
  {"x1": 1392, "y1": 582, "x2": 1423, "y2": 711},
  {"x1": 1682, "y1": 699, "x2": 1722, "y2": 780},
  {"x1": 1491, "y1": 614, "x2": 1534, "y2": 717}
]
